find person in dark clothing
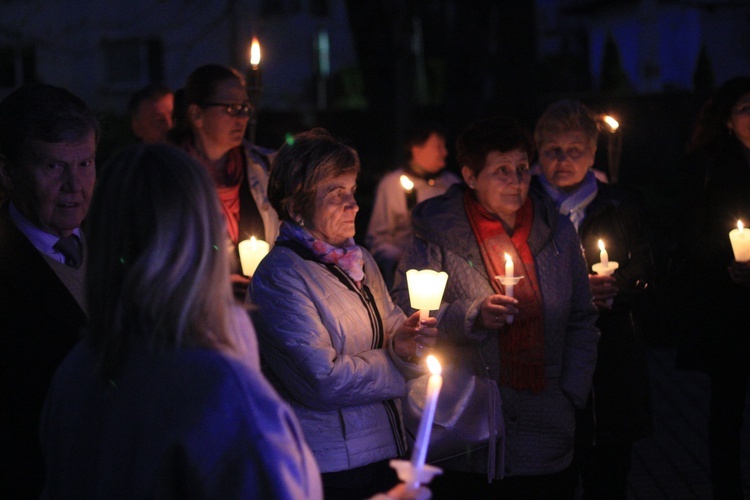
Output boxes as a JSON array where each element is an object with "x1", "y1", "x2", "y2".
[
  {"x1": 676, "y1": 76, "x2": 750, "y2": 500},
  {"x1": 0, "y1": 84, "x2": 99, "y2": 498},
  {"x1": 533, "y1": 99, "x2": 654, "y2": 499},
  {"x1": 127, "y1": 83, "x2": 174, "y2": 144}
]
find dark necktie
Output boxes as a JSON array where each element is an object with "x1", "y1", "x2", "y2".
[{"x1": 54, "y1": 235, "x2": 83, "y2": 269}]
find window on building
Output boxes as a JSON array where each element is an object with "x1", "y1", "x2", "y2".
[
  {"x1": 0, "y1": 47, "x2": 14, "y2": 87},
  {"x1": 102, "y1": 37, "x2": 164, "y2": 90},
  {"x1": 0, "y1": 44, "x2": 36, "y2": 88},
  {"x1": 261, "y1": 0, "x2": 326, "y2": 16}
]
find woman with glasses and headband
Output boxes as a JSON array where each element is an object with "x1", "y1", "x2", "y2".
[
  {"x1": 392, "y1": 116, "x2": 599, "y2": 498},
  {"x1": 532, "y1": 99, "x2": 654, "y2": 499},
  {"x1": 170, "y1": 64, "x2": 279, "y2": 298}
]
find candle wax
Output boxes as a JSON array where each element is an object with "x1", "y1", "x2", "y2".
[{"x1": 411, "y1": 372, "x2": 443, "y2": 471}]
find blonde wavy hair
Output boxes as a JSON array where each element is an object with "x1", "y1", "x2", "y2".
[{"x1": 86, "y1": 144, "x2": 247, "y2": 378}]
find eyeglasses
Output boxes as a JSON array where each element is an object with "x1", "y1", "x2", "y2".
[{"x1": 201, "y1": 102, "x2": 252, "y2": 117}]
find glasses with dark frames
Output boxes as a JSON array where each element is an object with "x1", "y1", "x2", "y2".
[{"x1": 201, "y1": 102, "x2": 252, "y2": 117}]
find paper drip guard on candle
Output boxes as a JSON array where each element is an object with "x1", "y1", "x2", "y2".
[
  {"x1": 238, "y1": 236, "x2": 270, "y2": 277},
  {"x1": 406, "y1": 269, "x2": 449, "y2": 324},
  {"x1": 729, "y1": 220, "x2": 750, "y2": 262},
  {"x1": 390, "y1": 354, "x2": 444, "y2": 492},
  {"x1": 495, "y1": 275, "x2": 524, "y2": 324}
]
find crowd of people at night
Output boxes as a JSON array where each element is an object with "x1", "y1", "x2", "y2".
[{"x1": 1, "y1": 64, "x2": 749, "y2": 499}]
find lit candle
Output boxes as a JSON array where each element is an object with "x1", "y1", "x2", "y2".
[
  {"x1": 598, "y1": 239, "x2": 609, "y2": 268},
  {"x1": 504, "y1": 253, "x2": 514, "y2": 296},
  {"x1": 410, "y1": 355, "x2": 443, "y2": 473},
  {"x1": 602, "y1": 114, "x2": 619, "y2": 132},
  {"x1": 400, "y1": 175, "x2": 417, "y2": 210},
  {"x1": 238, "y1": 236, "x2": 269, "y2": 277},
  {"x1": 245, "y1": 37, "x2": 262, "y2": 92},
  {"x1": 406, "y1": 269, "x2": 449, "y2": 324},
  {"x1": 400, "y1": 174, "x2": 414, "y2": 193},
  {"x1": 592, "y1": 239, "x2": 619, "y2": 307},
  {"x1": 729, "y1": 220, "x2": 750, "y2": 262}
]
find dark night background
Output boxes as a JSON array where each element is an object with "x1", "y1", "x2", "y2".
[{"x1": 2, "y1": 0, "x2": 748, "y2": 342}]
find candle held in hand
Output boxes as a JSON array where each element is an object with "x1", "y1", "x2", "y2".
[
  {"x1": 504, "y1": 253, "x2": 514, "y2": 279},
  {"x1": 729, "y1": 220, "x2": 750, "y2": 262},
  {"x1": 410, "y1": 355, "x2": 443, "y2": 472},
  {"x1": 400, "y1": 174, "x2": 415, "y2": 193},
  {"x1": 238, "y1": 236, "x2": 270, "y2": 277},
  {"x1": 400, "y1": 175, "x2": 417, "y2": 210},
  {"x1": 406, "y1": 269, "x2": 449, "y2": 323},
  {"x1": 598, "y1": 239, "x2": 609, "y2": 268},
  {"x1": 504, "y1": 253, "x2": 515, "y2": 298}
]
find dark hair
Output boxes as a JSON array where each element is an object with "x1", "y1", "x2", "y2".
[
  {"x1": 168, "y1": 64, "x2": 245, "y2": 144},
  {"x1": 688, "y1": 76, "x2": 750, "y2": 154},
  {"x1": 534, "y1": 99, "x2": 599, "y2": 149},
  {"x1": 0, "y1": 84, "x2": 100, "y2": 170},
  {"x1": 127, "y1": 83, "x2": 173, "y2": 119},
  {"x1": 268, "y1": 128, "x2": 360, "y2": 222},
  {"x1": 456, "y1": 116, "x2": 534, "y2": 175},
  {"x1": 87, "y1": 144, "x2": 242, "y2": 379},
  {"x1": 403, "y1": 121, "x2": 446, "y2": 159}
]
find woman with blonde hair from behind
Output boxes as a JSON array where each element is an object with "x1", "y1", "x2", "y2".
[{"x1": 39, "y1": 143, "x2": 322, "y2": 498}]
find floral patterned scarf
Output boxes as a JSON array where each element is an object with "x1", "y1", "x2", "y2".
[{"x1": 277, "y1": 220, "x2": 365, "y2": 283}]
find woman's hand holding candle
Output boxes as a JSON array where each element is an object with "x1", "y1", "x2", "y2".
[
  {"x1": 728, "y1": 260, "x2": 750, "y2": 288},
  {"x1": 392, "y1": 311, "x2": 438, "y2": 362},
  {"x1": 588, "y1": 274, "x2": 618, "y2": 310},
  {"x1": 591, "y1": 239, "x2": 619, "y2": 307},
  {"x1": 477, "y1": 294, "x2": 518, "y2": 330}
]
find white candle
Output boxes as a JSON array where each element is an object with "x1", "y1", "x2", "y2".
[
  {"x1": 598, "y1": 239, "x2": 609, "y2": 268},
  {"x1": 504, "y1": 253, "x2": 514, "y2": 298},
  {"x1": 729, "y1": 220, "x2": 750, "y2": 262},
  {"x1": 400, "y1": 174, "x2": 415, "y2": 193},
  {"x1": 238, "y1": 236, "x2": 270, "y2": 277},
  {"x1": 411, "y1": 355, "x2": 443, "y2": 472}
]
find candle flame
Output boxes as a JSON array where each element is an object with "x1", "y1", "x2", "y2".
[
  {"x1": 400, "y1": 174, "x2": 414, "y2": 192},
  {"x1": 598, "y1": 239, "x2": 605, "y2": 251},
  {"x1": 603, "y1": 115, "x2": 619, "y2": 132},
  {"x1": 739, "y1": 220, "x2": 744, "y2": 232},
  {"x1": 426, "y1": 354, "x2": 441, "y2": 376},
  {"x1": 504, "y1": 253, "x2": 512, "y2": 263},
  {"x1": 249, "y1": 37, "x2": 261, "y2": 67}
]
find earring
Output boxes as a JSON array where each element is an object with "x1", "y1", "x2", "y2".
[{"x1": 298, "y1": 219, "x2": 305, "y2": 227}]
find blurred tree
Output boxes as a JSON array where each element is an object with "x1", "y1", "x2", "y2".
[
  {"x1": 692, "y1": 44, "x2": 715, "y2": 98},
  {"x1": 600, "y1": 33, "x2": 630, "y2": 93}
]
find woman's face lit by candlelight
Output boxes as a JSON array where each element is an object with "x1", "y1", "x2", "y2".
[
  {"x1": 462, "y1": 148, "x2": 530, "y2": 228},
  {"x1": 191, "y1": 78, "x2": 250, "y2": 157},
  {"x1": 538, "y1": 130, "x2": 596, "y2": 192},
  {"x1": 307, "y1": 172, "x2": 359, "y2": 247},
  {"x1": 727, "y1": 91, "x2": 750, "y2": 149}
]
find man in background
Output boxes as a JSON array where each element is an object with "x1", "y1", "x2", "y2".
[
  {"x1": 366, "y1": 121, "x2": 460, "y2": 288},
  {"x1": 128, "y1": 83, "x2": 173, "y2": 144},
  {"x1": 0, "y1": 84, "x2": 98, "y2": 498}
]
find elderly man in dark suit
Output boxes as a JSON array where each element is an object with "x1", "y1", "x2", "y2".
[{"x1": 0, "y1": 84, "x2": 98, "y2": 498}]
